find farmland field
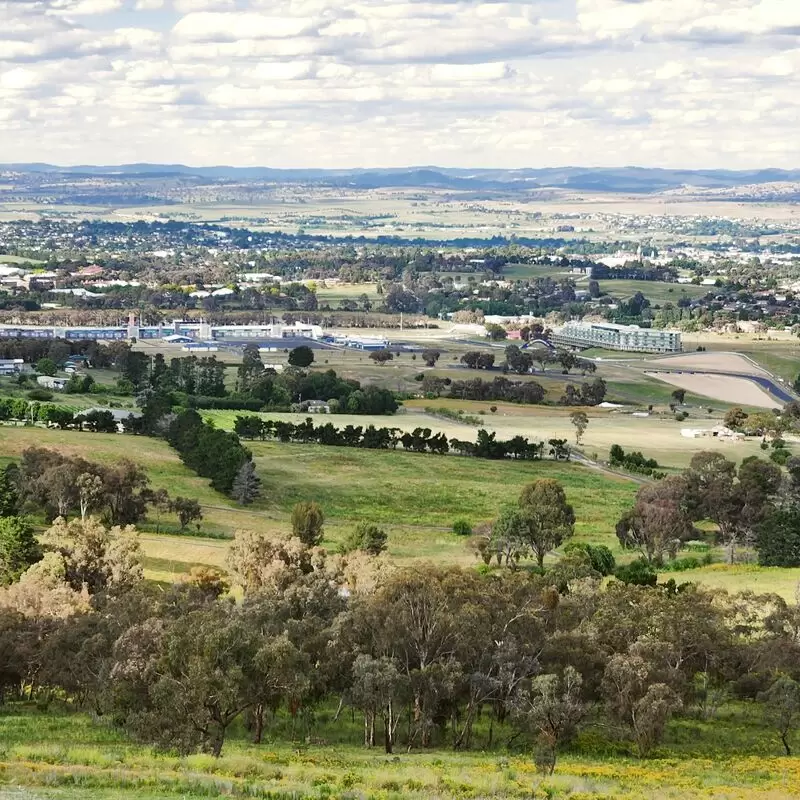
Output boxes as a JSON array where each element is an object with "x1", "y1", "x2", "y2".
[
  {"x1": 203, "y1": 402, "x2": 776, "y2": 470},
  {"x1": 314, "y1": 281, "x2": 380, "y2": 304}
]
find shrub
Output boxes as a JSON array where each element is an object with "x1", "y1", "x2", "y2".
[
  {"x1": 341, "y1": 522, "x2": 387, "y2": 555},
  {"x1": 660, "y1": 556, "x2": 704, "y2": 572},
  {"x1": 564, "y1": 542, "x2": 616, "y2": 576},
  {"x1": 614, "y1": 558, "x2": 657, "y2": 587},
  {"x1": 452, "y1": 519, "x2": 473, "y2": 537},
  {"x1": 26, "y1": 388, "x2": 53, "y2": 401},
  {"x1": 770, "y1": 448, "x2": 790, "y2": 466}
]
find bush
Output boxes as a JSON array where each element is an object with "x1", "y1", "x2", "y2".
[
  {"x1": 452, "y1": 519, "x2": 473, "y2": 537},
  {"x1": 564, "y1": 542, "x2": 616, "y2": 576},
  {"x1": 26, "y1": 388, "x2": 53, "y2": 401},
  {"x1": 660, "y1": 556, "x2": 707, "y2": 572},
  {"x1": 614, "y1": 558, "x2": 657, "y2": 587},
  {"x1": 341, "y1": 522, "x2": 387, "y2": 555},
  {"x1": 732, "y1": 672, "x2": 771, "y2": 701},
  {"x1": 770, "y1": 448, "x2": 790, "y2": 466}
]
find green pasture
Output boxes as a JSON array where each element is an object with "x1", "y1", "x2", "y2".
[
  {"x1": 597, "y1": 279, "x2": 711, "y2": 305},
  {"x1": 314, "y1": 281, "x2": 380, "y2": 304}
]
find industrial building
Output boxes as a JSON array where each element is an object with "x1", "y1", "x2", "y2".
[
  {"x1": 0, "y1": 317, "x2": 324, "y2": 343},
  {"x1": 551, "y1": 321, "x2": 682, "y2": 354}
]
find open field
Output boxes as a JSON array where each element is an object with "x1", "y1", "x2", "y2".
[
  {"x1": 0, "y1": 423, "x2": 637, "y2": 568},
  {"x1": 314, "y1": 281, "x2": 380, "y2": 304},
  {"x1": 0, "y1": 254, "x2": 45, "y2": 265},
  {"x1": 246, "y1": 440, "x2": 636, "y2": 557},
  {"x1": 644, "y1": 371, "x2": 779, "y2": 409},
  {"x1": 1, "y1": 400, "x2": 795, "y2": 592},
  {"x1": 1, "y1": 704, "x2": 799, "y2": 800},
  {"x1": 4, "y1": 186, "x2": 800, "y2": 241},
  {"x1": 596, "y1": 279, "x2": 710, "y2": 305}
]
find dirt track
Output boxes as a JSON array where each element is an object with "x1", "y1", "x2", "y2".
[
  {"x1": 645, "y1": 371, "x2": 778, "y2": 409},
  {"x1": 645, "y1": 352, "x2": 768, "y2": 375}
]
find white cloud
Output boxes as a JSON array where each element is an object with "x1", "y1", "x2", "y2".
[
  {"x1": 48, "y1": 0, "x2": 124, "y2": 14},
  {"x1": 0, "y1": 0, "x2": 797, "y2": 168}
]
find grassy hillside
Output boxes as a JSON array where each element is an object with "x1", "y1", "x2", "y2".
[
  {"x1": 4, "y1": 424, "x2": 800, "y2": 596},
  {"x1": 0, "y1": 424, "x2": 636, "y2": 566}
]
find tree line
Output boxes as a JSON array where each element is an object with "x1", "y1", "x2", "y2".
[
  {"x1": 166, "y1": 410, "x2": 261, "y2": 500},
  {"x1": 437, "y1": 375, "x2": 607, "y2": 407},
  {"x1": 3, "y1": 521, "x2": 800, "y2": 768},
  {"x1": 231, "y1": 414, "x2": 571, "y2": 462},
  {"x1": 0, "y1": 397, "x2": 142, "y2": 435},
  {"x1": 122, "y1": 345, "x2": 398, "y2": 416}
]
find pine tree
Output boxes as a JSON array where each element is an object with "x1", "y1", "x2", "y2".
[
  {"x1": 0, "y1": 516, "x2": 42, "y2": 585},
  {"x1": 231, "y1": 461, "x2": 261, "y2": 506}
]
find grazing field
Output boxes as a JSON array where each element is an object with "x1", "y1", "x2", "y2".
[
  {"x1": 0, "y1": 253, "x2": 46, "y2": 264},
  {"x1": 314, "y1": 281, "x2": 380, "y2": 304},
  {"x1": 675, "y1": 564, "x2": 800, "y2": 601},
  {"x1": 1, "y1": 704, "x2": 799, "y2": 800},
  {"x1": 246, "y1": 439, "x2": 637, "y2": 559},
  {"x1": 644, "y1": 371, "x2": 778, "y2": 409}
]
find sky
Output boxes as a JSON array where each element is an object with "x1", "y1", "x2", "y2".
[{"x1": 0, "y1": 0, "x2": 798, "y2": 170}]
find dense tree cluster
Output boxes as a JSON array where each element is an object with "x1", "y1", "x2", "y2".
[
  {"x1": 236, "y1": 346, "x2": 398, "y2": 414},
  {"x1": 167, "y1": 411, "x2": 254, "y2": 495},
  {"x1": 4, "y1": 527, "x2": 800, "y2": 766},
  {"x1": 613, "y1": 451, "x2": 790, "y2": 566},
  {"x1": 448, "y1": 377, "x2": 547, "y2": 404},
  {"x1": 559, "y1": 378, "x2": 607, "y2": 406},
  {"x1": 0, "y1": 448, "x2": 202, "y2": 535},
  {"x1": 609, "y1": 445, "x2": 665, "y2": 478},
  {"x1": 0, "y1": 337, "x2": 115, "y2": 367}
]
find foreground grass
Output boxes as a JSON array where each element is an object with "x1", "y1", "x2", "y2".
[{"x1": 1, "y1": 705, "x2": 799, "y2": 800}]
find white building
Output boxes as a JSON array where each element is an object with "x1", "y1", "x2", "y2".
[
  {"x1": 551, "y1": 321, "x2": 682, "y2": 354},
  {"x1": 37, "y1": 375, "x2": 68, "y2": 390}
]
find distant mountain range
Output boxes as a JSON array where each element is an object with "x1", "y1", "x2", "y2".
[{"x1": 4, "y1": 164, "x2": 800, "y2": 194}]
